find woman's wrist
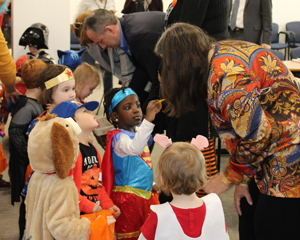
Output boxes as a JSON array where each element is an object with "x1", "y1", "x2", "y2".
[{"x1": 221, "y1": 175, "x2": 232, "y2": 186}]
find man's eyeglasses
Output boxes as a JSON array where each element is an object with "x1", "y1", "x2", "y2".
[{"x1": 72, "y1": 22, "x2": 83, "y2": 29}]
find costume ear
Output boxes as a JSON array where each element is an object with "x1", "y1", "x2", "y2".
[
  {"x1": 191, "y1": 135, "x2": 209, "y2": 150},
  {"x1": 78, "y1": 48, "x2": 85, "y2": 56},
  {"x1": 51, "y1": 122, "x2": 74, "y2": 179},
  {"x1": 57, "y1": 50, "x2": 65, "y2": 58},
  {"x1": 154, "y1": 134, "x2": 172, "y2": 148}
]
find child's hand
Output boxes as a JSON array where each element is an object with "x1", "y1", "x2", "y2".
[
  {"x1": 46, "y1": 103, "x2": 51, "y2": 110},
  {"x1": 15, "y1": 77, "x2": 21, "y2": 84},
  {"x1": 107, "y1": 216, "x2": 116, "y2": 226},
  {"x1": 144, "y1": 100, "x2": 161, "y2": 122},
  {"x1": 152, "y1": 183, "x2": 160, "y2": 193},
  {"x1": 109, "y1": 205, "x2": 121, "y2": 218},
  {"x1": 92, "y1": 203, "x2": 102, "y2": 213}
]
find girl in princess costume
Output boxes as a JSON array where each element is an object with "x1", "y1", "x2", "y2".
[{"x1": 102, "y1": 87, "x2": 160, "y2": 240}]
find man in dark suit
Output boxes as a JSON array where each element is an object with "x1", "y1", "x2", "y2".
[
  {"x1": 84, "y1": 9, "x2": 164, "y2": 111},
  {"x1": 229, "y1": 0, "x2": 272, "y2": 49}
]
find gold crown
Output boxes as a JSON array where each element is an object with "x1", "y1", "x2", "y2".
[{"x1": 44, "y1": 68, "x2": 74, "y2": 89}]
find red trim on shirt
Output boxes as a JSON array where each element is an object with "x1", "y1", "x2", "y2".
[{"x1": 141, "y1": 203, "x2": 206, "y2": 240}]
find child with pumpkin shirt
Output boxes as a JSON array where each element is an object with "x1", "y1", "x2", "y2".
[{"x1": 51, "y1": 100, "x2": 120, "y2": 216}]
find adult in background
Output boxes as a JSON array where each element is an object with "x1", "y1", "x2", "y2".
[
  {"x1": 72, "y1": 0, "x2": 116, "y2": 94},
  {"x1": 162, "y1": 0, "x2": 229, "y2": 202},
  {"x1": 73, "y1": 10, "x2": 135, "y2": 87},
  {"x1": 122, "y1": 0, "x2": 163, "y2": 14},
  {"x1": 84, "y1": 9, "x2": 165, "y2": 133},
  {"x1": 155, "y1": 22, "x2": 300, "y2": 240},
  {"x1": 229, "y1": 0, "x2": 272, "y2": 49}
]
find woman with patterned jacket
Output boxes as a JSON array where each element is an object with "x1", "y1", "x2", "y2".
[{"x1": 155, "y1": 22, "x2": 300, "y2": 240}]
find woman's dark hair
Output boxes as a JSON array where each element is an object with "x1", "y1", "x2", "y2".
[
  {"x1": 103, "y1": 87, "x2": 128, "y2": 128},
  {"x1": 154, "y1": 22, "x2": 216, "y2": 117},
  {"x1": 38, "y1": 64, "x2": 66, "y2": 105}
]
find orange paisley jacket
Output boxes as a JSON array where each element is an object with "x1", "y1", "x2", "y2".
[{"x1": 207, "y1": 41, "x2": 300, "y2": 198}]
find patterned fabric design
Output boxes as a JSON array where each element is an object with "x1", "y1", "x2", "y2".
[{"x1": 207, "y1": 41, "x2": 300, "y2": 197}]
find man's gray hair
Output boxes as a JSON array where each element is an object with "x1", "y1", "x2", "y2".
[{"x1": 83, "y1": 9, "x2": 118, "y2": 35}]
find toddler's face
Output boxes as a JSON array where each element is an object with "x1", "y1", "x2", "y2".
[
  {"x1": 74, "y1": 107, "x2": 99, "y2": 132},
  {"x1": 114, "y1": 94, "x2": 142, "y2": 131},
  {"x1": 29, "y1": 46, "x2": 40, "y2": 56},
  {"x1": 52, "y1": 79, "x2": 76, "y2": 107},
  {"x1": 78, "y1": 81, "x2": 98, "y2": 100}
]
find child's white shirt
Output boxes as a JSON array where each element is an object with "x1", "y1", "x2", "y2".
[
  {"x1": 113, "y1": 119, "x2": 154, "y2": 157},
  {"x1": 138, "y1": 193, "x2": 230, "y2": 240}
]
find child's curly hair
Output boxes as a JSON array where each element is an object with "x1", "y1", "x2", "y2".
[
  {"x1": 103, "y1": 87, "x2": 129, "y2": 128},
  {"x1": 21, "y1": 59, "x2": 47, "y2": 89}
]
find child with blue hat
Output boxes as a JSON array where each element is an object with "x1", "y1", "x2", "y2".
[{"x1": 51, "y1": 101, "x2": 121, "y2": 217}]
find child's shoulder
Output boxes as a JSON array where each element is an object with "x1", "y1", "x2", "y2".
[
  {"x1": 201, "y1": 193, "x2": 221, "y2": 204},
  {"x1": 110, "y1": 129, "x2": 134, "y2": 139}
]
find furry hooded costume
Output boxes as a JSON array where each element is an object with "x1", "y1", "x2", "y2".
[{"x1": 25, "y1": 113, "x2": 91, "y2": 240}]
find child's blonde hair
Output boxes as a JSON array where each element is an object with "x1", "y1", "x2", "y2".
[
  {"x1": 156, "y1": 142, "x2": 207, "y2": 195},
  {"x1": 73, "y1": 63, "x2": 101, "y2": 93}
]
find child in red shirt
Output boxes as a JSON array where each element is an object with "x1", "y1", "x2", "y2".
[{"x1": 139, "y1": 141, "x2": 229, "y2": 240}]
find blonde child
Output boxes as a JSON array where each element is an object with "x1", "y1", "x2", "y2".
[
  {"x1": 51, "y1": 100, "x2": 120, "y2": 218},
  {"x1": 74, "y1": 63, "x2": 101, "y2": 103},
  {"x1": 139, "y1": 141, "x2": 229, "y2": 240},
  {"x1": 102, "y1": 87, "x2": 160, "y2": 240}
]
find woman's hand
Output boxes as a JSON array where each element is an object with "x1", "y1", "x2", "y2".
[
  {"x1": 261, "y1": 43, "x2": 271, "y2": 49},
  {"x1": 203, "y1": 173, "x2": 231, "y2": 195},
  {"x1": 234, "y1": 185, "x2": 252, "y2": 216},
  {"x1": 4, "y1": 82, "x2": 21, "y2": 103}
]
